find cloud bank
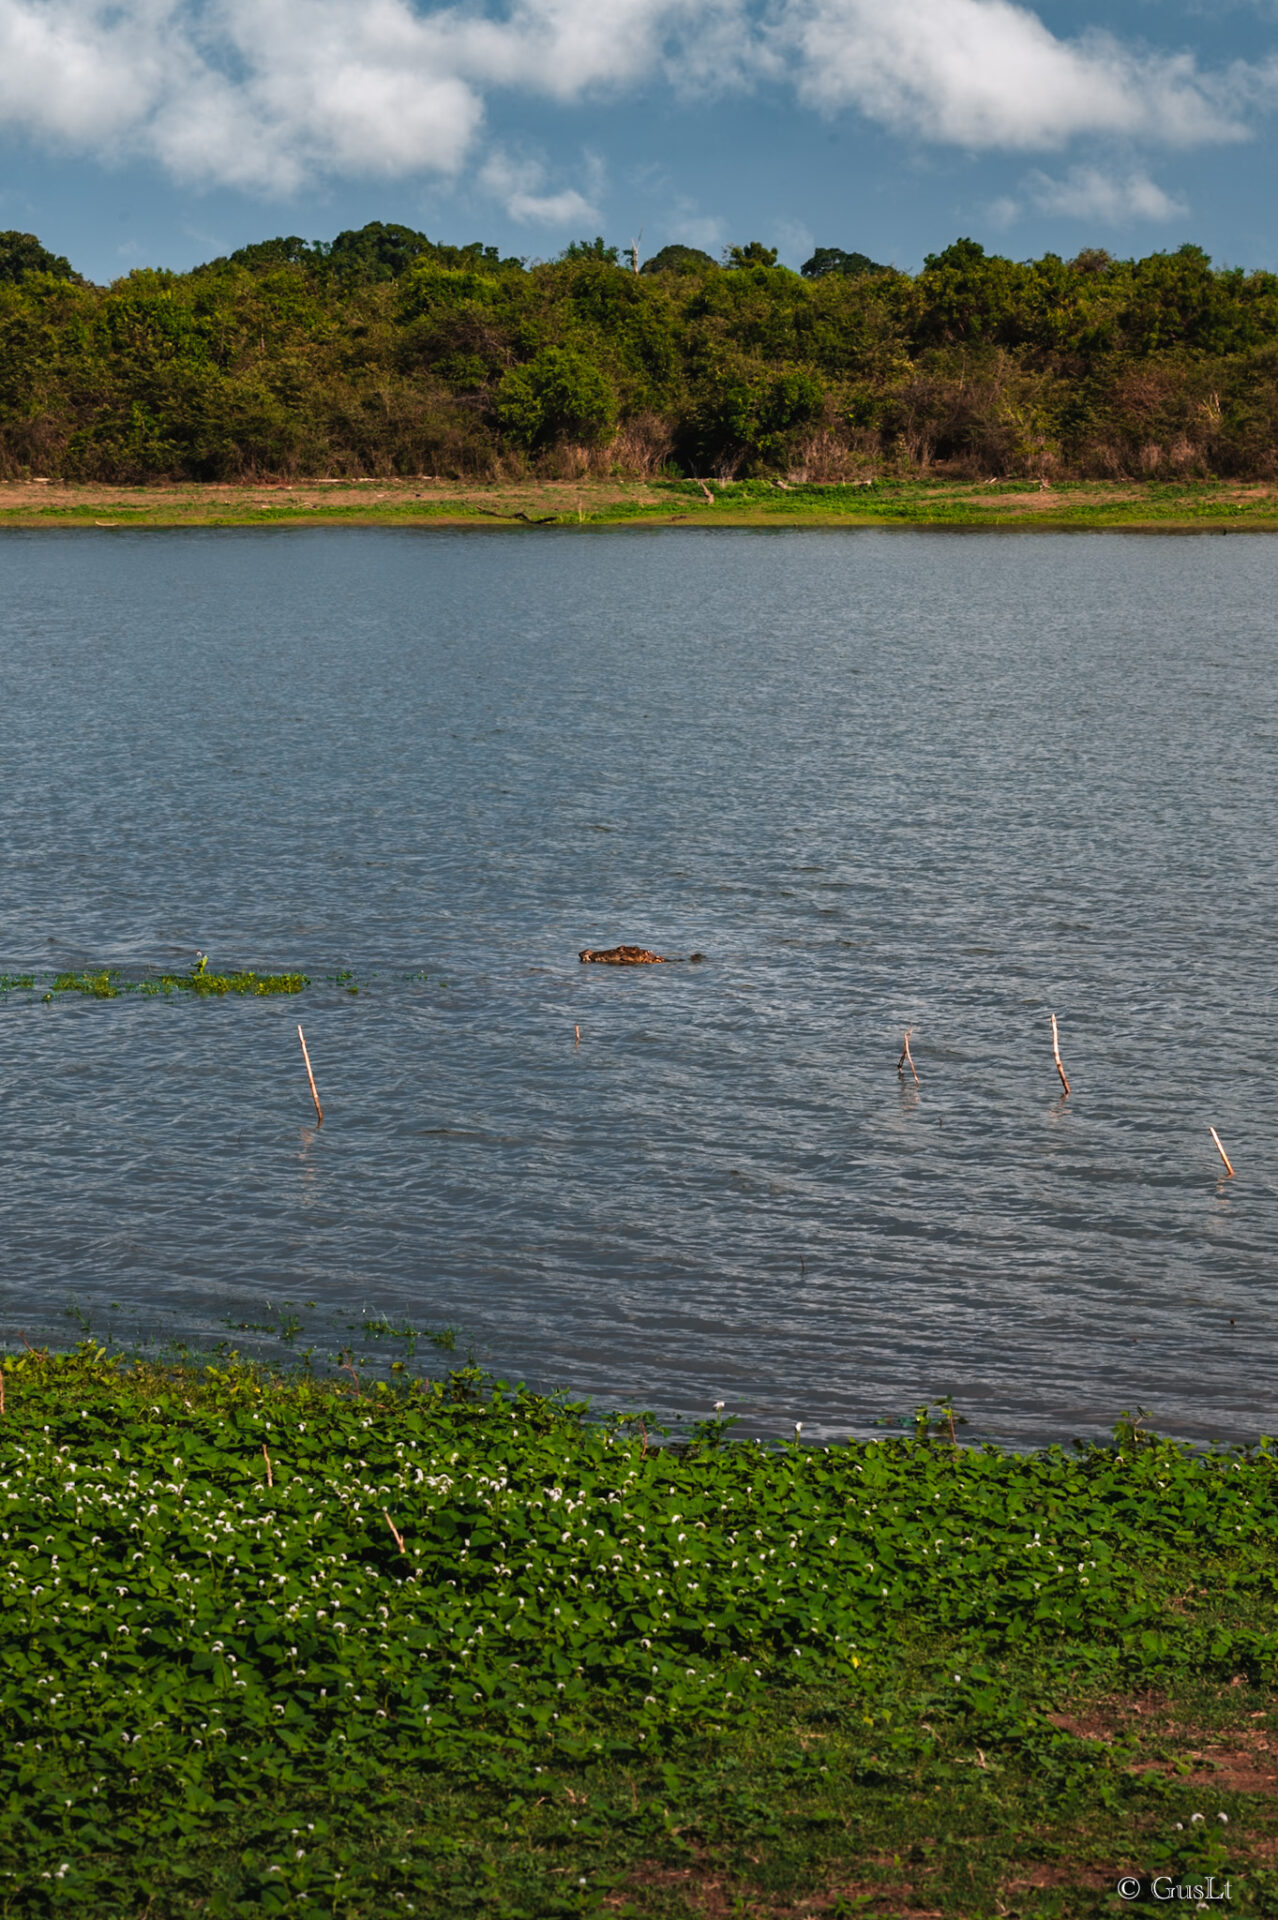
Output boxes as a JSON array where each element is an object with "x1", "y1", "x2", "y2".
[
  {"x1": 782, "y1": 0, "x2": 1245, "y2": 150},
  {"x1": 0, "y1": 0, "x2": 1269, "y2": 205},
  {"x1": 1028, "y1": 166, "x2": 1190, "y2": 225}
]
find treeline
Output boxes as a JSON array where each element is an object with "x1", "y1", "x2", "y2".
[{"x1": 3, "y1": 220, "x2": 1278, "y2": 482}]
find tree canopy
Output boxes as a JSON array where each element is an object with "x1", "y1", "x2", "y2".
[
  {"x1": 3, "y1": 221, "x2": 1278, "y2": 483},
  {"x1": 640, "y1": 245, "x2": 717, "y2": 277},
  {"x1": 801, "y1": 247, "x2": 886, "y2": 280},
  {"x1": 0, "y1": 231, "x2": 82, "y2": 285}
]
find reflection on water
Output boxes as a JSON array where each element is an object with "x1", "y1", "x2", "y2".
[{"x1": 0, "y1": 525, "x2": 1275, "y2": 1443}]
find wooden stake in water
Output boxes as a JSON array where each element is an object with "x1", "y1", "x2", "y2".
[
  {"x1": 1210, "y1": 1127, "x2": 1235, "y2": 1178},
  {"x1": 1051, "y1": 1013, "x2": 1071, "y2": 1096},
  {"x1": 897, "y1": 1027, "x2": 920, "y2": 1086},
  {"x1": 575, "y1": 1024, "x2": 581, "y2": 1048},
  {"x1": 297, "y1": 1024, "x2": 323, "y2": 1125}
]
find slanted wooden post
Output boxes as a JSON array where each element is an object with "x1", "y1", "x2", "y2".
[
  {"x1": 1210, "y1": 1127, "x2": 1235, "y2": 1178},
  {"x1": 1051, "y1": 1014, "x2": 1070, "y2": 1096},
  {"x1": 297, "y1": 1025, "x2": 323, "y2": 1125}
]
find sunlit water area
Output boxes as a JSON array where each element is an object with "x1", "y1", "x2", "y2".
[{"x1": 0, "y1": 524, "x2": 1274, "y2": 1445}]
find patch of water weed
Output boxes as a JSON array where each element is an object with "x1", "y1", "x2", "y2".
[
  {"x1": 356, "y1": 1316, "x2": 458, "y2": 1357},
  {"x1": 48, "y1": 968, "x2": 122, "y2": 997},
  {"x1": 1, "y1": 1345, "x2": 1277, "y2": 1915},
  {"x1": 210, "y1": 1304, "x2": 460, "y2": 1375},
  {"x1": 19, "y1": 959, "x2": 308, "y2": 1000},
  {"x1": 0, "y1": 960, "x2": 457, "y2": 1001}
]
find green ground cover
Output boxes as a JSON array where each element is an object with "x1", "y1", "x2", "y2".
[{"x1": 1, "y1": 1349, "x2": 1275, "y2": 1917}]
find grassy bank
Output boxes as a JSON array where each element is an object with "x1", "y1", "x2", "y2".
[
  {"x1": 2, "y1": 1349, "x2": 1276, "y2": 1917},
  {"x1": 5, "y1": 476, "x2": 1278, "y2": 533}
]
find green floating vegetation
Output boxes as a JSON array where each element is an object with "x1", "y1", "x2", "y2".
[
  {"x1": 1, "y1": 1348, "x2": 1276, "y2": 1915},
  {"x1": 2, "y1": 959, "x2": 311, "y2": 1000},
  {"x1": 214, "y1": 1302, "x2": 457, "y2": 1357},
  {"x1": 0, "y1": 962, "x2": 443, "y2": 1002}
]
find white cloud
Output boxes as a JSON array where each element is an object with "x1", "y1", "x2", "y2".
[
  {"x1": 0, "y1": 0, "x2": 489, "y2": 190},
  {"x1": 0, "y1": 0, "x2": 180, "y2": 148},
  {"x1": 443, "y1": 0, "x2": 732, "y2": 98},
  {"x1": 1028, "y1": 165, "x2": 1189, "y2": 223},
  {"x1": 985, "y1": 193, "x2": 1021, "y2": 229},
  {"x1": 0, "y1": 0, "x2": 1270, "y2": 201},
  {"x1": 990, "y1": 164, "x2": 1191, "y2": 228},
  {"x1": 773, "y1": 216, "x2": 815, "y2": 265},
  {"x1": 657, "y1": 201, "x2": 728, "y2": 254},
  {"x1": 780, "y1": 0, "x2": 1248, "y2": 150},
  {"x1": 480, "y1": 148, "x2": 602, "y2": 225}
]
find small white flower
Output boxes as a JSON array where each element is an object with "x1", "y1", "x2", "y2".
[{"x1": 714, "y1": 1402, "x2": 725, "y2": 1413}]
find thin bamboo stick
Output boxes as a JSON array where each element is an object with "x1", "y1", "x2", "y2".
[
  {"x1": 897, "y1": 1027, "x2": 920, "y2": 1086},
  {"x1": 1051, "y1": 1013, "x2": 1071, "y2": 1096},
  {"x1": 383, "y1": 1509, "x2": 406, "y2": 1553},
  {"x1": 1210, "y1": 1127, "x2": 1235, "y2": 1178},
  {"x1": 297, "y1": 1024, "x2": 323, "y2": 1125},
  {"x1": 262, "y1": 1443, "x2": 273, "y2": 1488}
]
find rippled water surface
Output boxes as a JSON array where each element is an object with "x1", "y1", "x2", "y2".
[{"x1": 1, "y1": 525, "x2": 1275, "y2": 1442}]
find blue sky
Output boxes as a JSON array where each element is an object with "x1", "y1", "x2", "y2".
[{"x1": 1, "y1": 0, "x2": 1276, "y2": 283}]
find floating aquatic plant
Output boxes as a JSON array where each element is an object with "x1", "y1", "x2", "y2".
[
  {"x1": 0, "y1": 962, "x2": 441, "y2": 1001},
  {"x1": 0, "y1": 961, "x2": 310, "y2": 1000}
]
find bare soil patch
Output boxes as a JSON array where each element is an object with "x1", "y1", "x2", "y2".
[{"x1": 1049, "y1": 1691, "x2": 1278, "y2": 1794}]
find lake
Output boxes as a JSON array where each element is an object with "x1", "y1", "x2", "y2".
[{"x1": 0, "y1": 525, "x2": 1274, "y2": 1444}]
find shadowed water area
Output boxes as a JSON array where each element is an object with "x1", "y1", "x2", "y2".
[{"x1": 0, "y1": 525, "x2": 1274, "y2": 1444}]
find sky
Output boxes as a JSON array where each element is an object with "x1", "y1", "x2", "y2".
[{"x1": 1, "y1": 0, "x2": 1277, "y2": 283}]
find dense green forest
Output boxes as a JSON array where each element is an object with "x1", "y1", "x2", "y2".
[{"x1": 3, "y1": 220, "x2": 1278, "y2": 483}]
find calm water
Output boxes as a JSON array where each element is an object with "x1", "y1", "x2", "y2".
[{"x1": 1, "y1": 525, "x2": 1274, "y2": 1444}]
